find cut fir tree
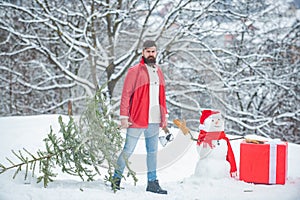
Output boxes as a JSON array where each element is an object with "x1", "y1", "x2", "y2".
[{"x1": 0, "y1": 87, "x2": 137, "y2": 190}]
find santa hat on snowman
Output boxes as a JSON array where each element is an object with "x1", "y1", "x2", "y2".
[{"x1": 197, "y1": 110, "x2": 237, "y2": 177}]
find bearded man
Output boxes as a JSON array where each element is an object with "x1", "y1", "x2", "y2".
[{"x1": 112, "y1": 40, "x2": 168, "y2": 195}]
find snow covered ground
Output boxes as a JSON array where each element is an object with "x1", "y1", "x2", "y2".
[{"x1": 0, "y1": 114, "x2": 299, "y2": 200}]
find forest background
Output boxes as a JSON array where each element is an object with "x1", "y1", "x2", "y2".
[{"x1": 0, "y1": 0, "x2": 299, "y2": 144}]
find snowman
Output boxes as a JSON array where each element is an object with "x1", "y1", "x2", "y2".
[{"x1": 194, "y1": 110, "x2": 237, "y2": 179}]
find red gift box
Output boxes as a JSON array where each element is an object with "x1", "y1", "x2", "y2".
[{"x1": 239, "y1": 140, "x2": 288, "y2": 184}]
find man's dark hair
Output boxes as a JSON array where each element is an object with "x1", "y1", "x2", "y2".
[{"x1": 143, "y1": 40, "x2": 156, "y2": 49}]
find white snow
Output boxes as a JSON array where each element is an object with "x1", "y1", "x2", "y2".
[{"x1": 0, "y1": 114, "x2": 300, "y2": 200}]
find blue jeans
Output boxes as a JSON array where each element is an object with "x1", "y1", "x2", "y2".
[{"x1": 113, "y1": 123, "x2": 159, "y2": 181}]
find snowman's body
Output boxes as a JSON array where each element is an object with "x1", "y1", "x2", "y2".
[
  {"x1": 194, "y1": 112, "x2": 231, "y2": 179},
  {"x1": 195, "y1": 140, "x2": 230, "y2": 178}
]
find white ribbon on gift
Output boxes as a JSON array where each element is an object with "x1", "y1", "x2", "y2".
[{"x1": 266, "y1": 139, "x2": 284, "y2": 184}]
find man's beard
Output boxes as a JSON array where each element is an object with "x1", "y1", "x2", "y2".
[{"x1": 144, "y1": 56, "x2": 156, "y2": 66}]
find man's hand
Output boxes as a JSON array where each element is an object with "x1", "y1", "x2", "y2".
[
  {"x1": 120, "y1": 118, "x2": 132, "y2": 128},
  {"x1": 162, "y1": 126, "x2": 170, "y2": 134}
]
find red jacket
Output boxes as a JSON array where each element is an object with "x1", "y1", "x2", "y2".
[{"x1": 120, "y1": 58, "x2": 168, "y2": 128}]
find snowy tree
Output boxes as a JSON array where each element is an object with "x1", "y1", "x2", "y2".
[
  {"x1": 0, "y1": 0, "x2": 299, "y2": 143},
  {"x1": 155, "y1": 0, "x2": 300, "y2": 143}
]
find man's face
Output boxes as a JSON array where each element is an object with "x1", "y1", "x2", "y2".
[{"x1": 142, "y1": 46, "x2": 157, "y2": 64}]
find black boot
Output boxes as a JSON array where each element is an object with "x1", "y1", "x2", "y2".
[
  {"x1": 111, "y1": 177, "x2": 121, "y2": 191},
  {"x1": 146, "y1": 180, "x2": 167, "y2": 194}
]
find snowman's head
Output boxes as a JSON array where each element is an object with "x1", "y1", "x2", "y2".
[{"x1": 199, "y1": 110, "x2": 224, "y2": 132}]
